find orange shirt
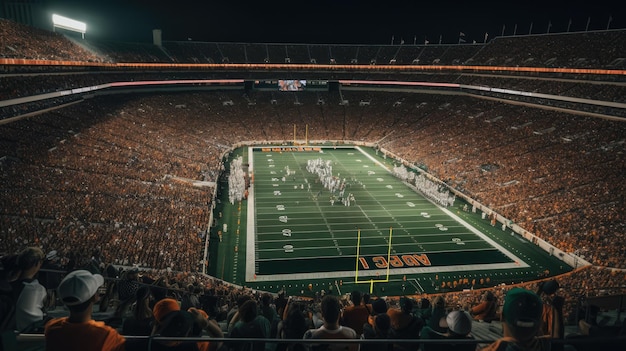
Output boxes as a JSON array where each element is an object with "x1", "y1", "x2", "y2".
[
  {"x1": 341, "y1": 304, "x2": 370, "y2": 335},
  {"x1": 45, "y1": 317, "x2": 125, "y2": 351}
]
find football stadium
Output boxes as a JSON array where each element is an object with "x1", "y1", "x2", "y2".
[{"x1": 1, "y1": 3, "x2": 625, "y2": 350}]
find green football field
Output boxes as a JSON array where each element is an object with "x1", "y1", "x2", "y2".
[{"x1": 210, "y1": 145, "x2": 571, "y2": 297}]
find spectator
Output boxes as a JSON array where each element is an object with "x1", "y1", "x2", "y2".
[
  {"x1": 0, "y1": 254, "x2": 19, "y2": 335},
  {"x1": 366, "y1": 298, "x2": 388, "y2": 329},
  {"x1": 478, "y1": 288, "x2": 549, "y2": 351},
  {"x1": 416, "y1": 297, "x2": 432, "y2": 320},
  {"x1": 151, "y1": 297, "x2": 223, "y2": 351},
  {"x1": 115, "y1": 267, "x2": 141, "y2": 319},
  {"x1": 181, "y1": 284, "x2": 201, "y2": 311},
  {"x1": 45, "y1": 269, "x2": 125, "y2": 351},
  {"x1": 12, "y1": 246, "x2": 47, "y2": 332},
  {"x1": 303, "y1": 294, "x2": 359, "y2": 351},
  {"x1": 122, "y1": 285, "x2": 154, "y2": 336},
  {"x1": 38, "y1": 250, "x2": 63, "y2": 310},
  {"x1": 228, "y1": 294, "x2": 254, "y2": 333},
  {"x1": 341, "y1": 290, "x2": 370, "y2": 335},
  {"x1": 360, "y1": 312, "x2": 392, "y2": 351},
  {"x1": 421, "y1": 310, "x2": 475, "y2": 351},
  {"x1": 387, "y1": 297, "x2": 424, "y2": 351},
  {"x1": 427, "y1": 296, "x2": 448, "y2": 334},
  {"x1": 228, "y1": 299, "x2": 271, "y2": 351},
  {"x1": 259, "y1": 292, "x2": 281, "y2": 339},
  {"x1": 277, "y1": 300, "x2": 311, "y2": 351},
  {"x1": 537, "y1": 279, "x2": 564, "y2": 341},
  {"x1": 469, "y1": 291, "x2": 498, "y2": 322}
]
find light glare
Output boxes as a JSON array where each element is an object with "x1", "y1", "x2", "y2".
[{"x1": 52, "y1": 14, "x2": 86, "y2": 33}]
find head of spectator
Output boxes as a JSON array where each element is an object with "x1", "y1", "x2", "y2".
[
  {"x1": 432, "y1": 296, "x2": 445, "y2": 310},
  {"x1": 321, "y1": 294, "x2": 342, "y2": 326},
  {"x1": 538, "y1": 279, "x2": 559, "y2": 296},
  {"x1": 17, "y1": 247, "x2": 45, "y2": 279},
  {"x1": 152, "y1": 298, "x2": 193, "y2": 347},
  {"x1": 238, "y1": 299, "x2": 258, "y2": 323},
  {"x1": 57, "y1": 270, "x2": 103, "y2": 314},
  {"x1": 502, "y1": 288, "x2": 543, "y2": 341},
  {"x1": 304, "y1": 294, "x2": 358, "y2": 350},
  {"x1": 400, "y1": 297, "x2": 414, "y2": 314},
  {"x1": 1, "y1": 254, "x2": 20, "y2": 283},
  {"x1": 372, "y1": 298, "x2": 388, "y2": 315},
  {"x1": 363, "y1": 293, "x2": 371, "y2": 305},
  {"x1": 419, "y1": 298, "x2": 431, "y2": 310},
  {"x1": 153, "y1": 298, "x2": 180, "y2": 324},
  {"x1": 261, "y1": 292, "x2": 272, "y2": 307},
  {"x1": 421, "y1": 310, "x2": 474, "y2": 351},
  {"x1": 479, "y1": 288, "x2": 546, "y2": 351},
  {"x1": 45, "y1": 269, "x2": 125, "y2": 351},
  {"x1": 440, "y1": 311, "x2": 472, "y2": 337},
  {"x1": 350, "y1": 290, "x2": 362, "y2": 306}
]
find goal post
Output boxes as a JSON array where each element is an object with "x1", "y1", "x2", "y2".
[{"x1": 355, "y1": 227, "x2": 393, "y2": 291}]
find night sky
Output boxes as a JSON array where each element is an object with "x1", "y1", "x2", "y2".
[{"x1": 43, "y1": 0, "x2": 624, "y2": 44}]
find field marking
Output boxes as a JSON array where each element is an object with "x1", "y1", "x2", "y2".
[
  {"x1": 246, "y1": 147, "x2": 529, "y2": 282},
  {"x1": 355, "y1": 145, "x2": 529, "y2": 268}
]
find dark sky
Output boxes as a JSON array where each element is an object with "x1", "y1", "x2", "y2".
[{"x1": 43, "y1": 0, "x2": 624, "y2": 44}]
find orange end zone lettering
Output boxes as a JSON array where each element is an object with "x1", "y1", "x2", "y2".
[
  {"x1": 389, "y1": 255, "x2": 404, "y2": 268},
  {"x1": 413, "y1": 254, "x2": 432, "y2": 266},
  {"x1": 373, "y1": 256, "x2": 387, "y2": 268},
  {"x1": 358, "y1": 257, "x2": 369, "y2": 269}
]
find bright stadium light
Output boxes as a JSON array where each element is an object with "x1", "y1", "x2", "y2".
[{"x1": 52, "y1": 14, "x2": 87, "y2": 38}]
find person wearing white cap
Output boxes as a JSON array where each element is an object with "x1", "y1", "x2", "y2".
[
  {"x1": 421, "y1": 310, "x2": 475, "y2": 351},
  {"x1": 44, "y1": 270, "x2": 125, "y2": 351}
]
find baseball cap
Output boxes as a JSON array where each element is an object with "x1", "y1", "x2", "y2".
[
  {"x1": 503, "y1": 288, "x2": 543, "y2": 329},
  {"x1": 153, "y1": 298, "x2": 181, "y2": 322},
  {"x1": 57, "y1": 270, "x2": 104, "y2": 306},
  {"x1": 441, "y1": 310, "x2": 472, "y2": 335}
]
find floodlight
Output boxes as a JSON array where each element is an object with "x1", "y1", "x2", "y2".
[{"x1": 52, "y1": 14, "x2": 86, "y2": 37}]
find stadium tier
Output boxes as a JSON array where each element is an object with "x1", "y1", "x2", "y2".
[{"x1": 1, "y1": 17, "x2": 625, "y2": 350}]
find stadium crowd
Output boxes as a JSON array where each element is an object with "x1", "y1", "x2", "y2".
[
  {"x1": 1, "y1": 90, "x2": 625, "y2": 270},
  {"x1": 2, "y1": 250, "x2": 624, "y2": 350},
  {"x1": 1, "y1": 17, "x2": 625, "y2": 350}
]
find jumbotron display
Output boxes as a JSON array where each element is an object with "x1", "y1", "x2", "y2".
[{"x1": 253, "y1": 80, "x2": 328, "y2": 91}]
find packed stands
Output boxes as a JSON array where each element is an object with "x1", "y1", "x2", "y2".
[{"x1": 1, "y1": 17, "x2": 625, "y2": 350}]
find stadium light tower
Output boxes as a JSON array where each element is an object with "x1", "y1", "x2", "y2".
[{"x1": 52, "y1": 14, "x2": 87, "y2": 39}]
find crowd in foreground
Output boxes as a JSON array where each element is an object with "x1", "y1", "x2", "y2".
[{"x1": 2, "y1": 247, "x2": 624, "y2": 351}]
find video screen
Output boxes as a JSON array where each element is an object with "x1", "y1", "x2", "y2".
[{"x1": 278, "y1": 80, "x2": 306, "y2": 91}]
